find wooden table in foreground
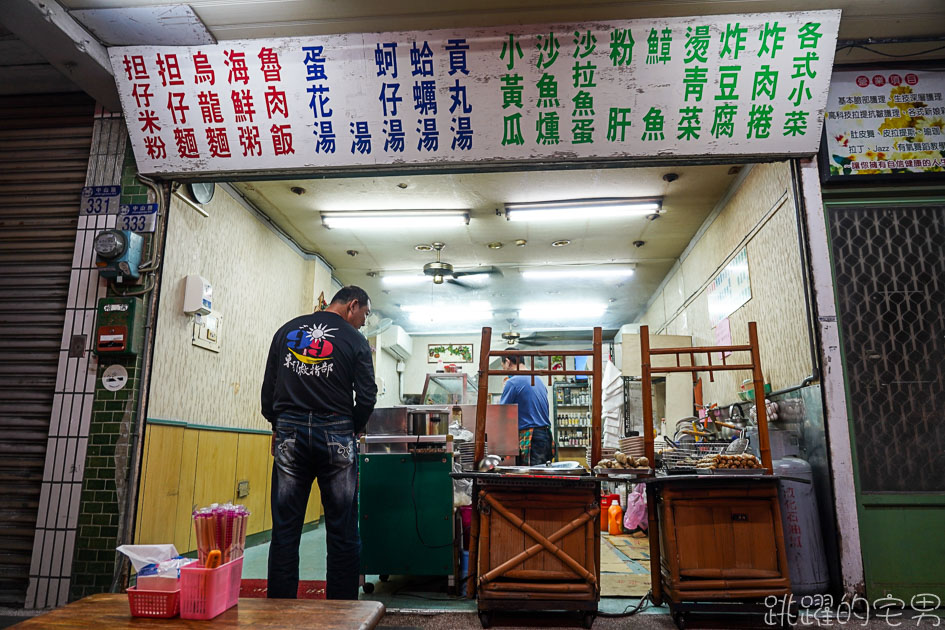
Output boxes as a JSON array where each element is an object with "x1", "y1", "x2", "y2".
[{"x1": 12, "y1": 594, "x2": 386, "y2": 629}]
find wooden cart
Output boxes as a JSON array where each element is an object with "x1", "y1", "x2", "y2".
[
  {"x1": 639, "y1": 322, "x2": 792, "y2": 629},
  {"x1": 466, "y1": 327, "x2": 604, "y2": 628}
]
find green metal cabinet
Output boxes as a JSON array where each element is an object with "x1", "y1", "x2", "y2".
[{"x1": 358, "y1": 452, "x2": 454, "y2": 578}]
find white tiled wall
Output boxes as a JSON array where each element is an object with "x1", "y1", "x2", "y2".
[{"x1": 25, "y1": 112, "x2": 127, "y2": 610}]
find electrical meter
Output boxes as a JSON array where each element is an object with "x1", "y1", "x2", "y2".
[
  {"x1": 94, "y1": 297, "x2": 144, "y2": 356},
  {"x1": 94, "y1": 229, "x2": 143, "y2": 281}
]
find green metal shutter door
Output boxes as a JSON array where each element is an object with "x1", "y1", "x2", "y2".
[{"x1": 0, "y1": 93, "x2": 93, "y2": 608}]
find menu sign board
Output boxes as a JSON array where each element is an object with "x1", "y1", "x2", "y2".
[
  {"x1": 823, "y1": 66, "x2": 945, "y2": 179},
  {"x1": 108, "y1": 11, "x2": 839, "y2": 177}
]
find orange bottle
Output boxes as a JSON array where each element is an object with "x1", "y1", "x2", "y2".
[{"x1": 608, "y1": 502, "x2": 624, "y2": 536}]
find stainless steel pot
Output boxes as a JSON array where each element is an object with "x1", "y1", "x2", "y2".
[{"x1": 406, "y1": 409, "x2": 449, "y2": 436}]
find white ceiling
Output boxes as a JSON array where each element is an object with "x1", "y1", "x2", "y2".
[{"x1": 233, "y1": 163, "x2": 741, "y2": 335}]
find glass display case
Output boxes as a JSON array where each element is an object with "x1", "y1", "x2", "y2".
[{"x1": 421, "y1": 372, "x2": 479, "y2": 405}]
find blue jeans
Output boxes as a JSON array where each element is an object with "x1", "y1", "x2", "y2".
[{"x1": 267, "y1": 413, "x2": 360, "y2": 600}]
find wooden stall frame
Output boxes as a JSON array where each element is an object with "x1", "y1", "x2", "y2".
[
  {"x1": 468, "y1": 326, "x2": 603, "y2": 599},
  {"x1": 639, "y1": 321, "x2": 774, "y2": 606}
]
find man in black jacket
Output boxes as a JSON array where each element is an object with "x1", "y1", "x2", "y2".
[{"x1": 261, "y1": 286, "x2": 377, "y2": 600}]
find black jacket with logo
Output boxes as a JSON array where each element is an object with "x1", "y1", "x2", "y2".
[{"x1": 261, "y1": 311, "x2": 377, "y2": 432}]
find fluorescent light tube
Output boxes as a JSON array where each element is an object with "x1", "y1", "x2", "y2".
[
  {"x1": 381, "y1": 274, "x2": 429, "y2": 286},
  {"x1": 404, "y1": 301, "x2": 493, "y2": 323},
  {"x1": 521, "y1": 268, "x2": 634, "y2": 280},
  {"x1": 505, "y1": 198, "x2": 661, "y2": 222},
  {"x1": 519, "y1": 302, "x2": 607, "y2": 320},
  {"x1": 321, "y1": 210, "x2": 469, "y2": 229},
  {"x1": 402, "y1": 301, "x2": 492, "y2": 313}
]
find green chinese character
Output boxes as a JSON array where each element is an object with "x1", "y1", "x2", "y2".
[
  {"x1": 609, "y1": 28, "x2": 634, "y2": 66},
  {"x1": 751, "y1": 65, "x2": 778, "y2": 100},
  {"x1": 758, "y1": 22, "x2": 786, "y2": 58},
  {"x1": 646, "y1": 28, "x2": 659, "y2": 64},
  {"x1": 798, "y1": 23, "x2": 823, "y2": 50},
  {"x1": 677, "y1": 106, "x2": 702, "y2": 140},
  {"x1": 747, "y1": 104, "x2": 773, "y2": 139},
  {"x1": 574, "y1": 29, "x2": 597, "y2": 59},
  {"x1": 684, "y1": 67, "x2": 708, "y2": 102},
  {"x1": 792, "y1": 51, "x2": 818, "y2": 79},
  {"x1": 789, "y1": 51, "x2": 818, "y2": 107},
  {"x1": 783, "y1": 110, "x2": 808, "y2": 136},
  {"x1": 537, "y1": 32, "x2": 560, "y2": 69},
  {"x1": 500, "y1": 74, "x2": 524, "y2": 109},
  {"x1": 720, "y1": 23, "x2": 747, "y2": 59},
  {"x1": 571, "y1": 118, "x2": 594, "y2": 144},
  {"x1": 789, "y1": 81, "x2": 812, "y2": 107},
  {"x1": 606, "y1": 107, "x2": 632, "y2": 142},
  {"x1": 711, "y1": 104, "x2": 738, "y2": 138},
  {"x1": 572, "y1": 61, "x2": 597, "y2": 88},
  {"x1": 502, "y1": 112, "x2": 524, "y2": 145},
  {"x1": 536, "y1": 111, "x2": 560, "y2": 145},
  {"x1": 659, "y1": 28, "x2": 672, "y2": 63},
  {"x1": 536, "y1": 73, "x2": 560, "y2": 108},
  {"x1": 684, "y1": 25, "x2": 710, "y2": 64},
  {"x1": 641, "y1": 107, "x2": 665, "y2": 141},
  {"x1": 500, "y1": 34, "x2": 524, "y2": 70},
  {"x1": 716, "y1": 65, "x2": 740, "y2": 100},
  {"x1": 572, "y1": 90, "x2": 595, "y2": 117}
]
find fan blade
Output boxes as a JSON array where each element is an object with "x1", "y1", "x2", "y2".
[
  {"x1": 452, "y1": 266, "x2": 503, "y2": 278},
  {"x1": 446, "y1": 278, "x2": 475, "y2": 290},
  {"x1": 518, "y1": 337, "x2": 549, "y2": 347}
]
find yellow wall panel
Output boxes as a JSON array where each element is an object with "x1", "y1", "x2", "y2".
[
  {"x1": 134, "y1": 425, "x2": 184, "y2": 546},
  {"x1": 235, "y1": 433, "x2": 271, "y2": 535},
  {"x1": 174, "y1": 429, "x2": 200, "y2": 553},
  {"x1": 133, "y1": 424, "x2": 153, "y2": 544},
  {"x1": 191, "y1": 431, "x2": 239, "y2": 512}
]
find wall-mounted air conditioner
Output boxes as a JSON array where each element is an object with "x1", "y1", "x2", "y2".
[{"x1": 379, "y1": 325, "x2": 412, "y2": 362}]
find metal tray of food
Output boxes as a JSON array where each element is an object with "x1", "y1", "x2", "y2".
[
  {"x1": 494, "y1": 465, "x2": 589, "y2": 476},
  {"x1": 594, "y1": 467, "x2": 652, "y2": 477},
  {"x1": 696, "y1": 468, "x2": 765, "y2": 475}
]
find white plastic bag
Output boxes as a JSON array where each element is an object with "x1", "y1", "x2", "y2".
[{"x1": 116, "y1": 544, "x2": 179, "y2": 572}]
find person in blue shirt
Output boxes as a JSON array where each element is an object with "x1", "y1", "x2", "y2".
[{"x1": 499, "y1": 352, "x2": 554, "y2": 465}]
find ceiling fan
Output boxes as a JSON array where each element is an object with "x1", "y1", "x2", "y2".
[
  {"x1": 423, "y1": 242, "x2": 501, "y2": 289},
  {"x1": 500, "y1": 320, "x2": 548, "y2": 347}
]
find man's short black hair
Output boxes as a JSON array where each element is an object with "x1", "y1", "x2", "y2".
[
  {"x1": 330, "y1": 285, "x2": 370, "y2": 307},
  {"x1": 502, "y1": 351, "x2": 525, "y2": 366}
]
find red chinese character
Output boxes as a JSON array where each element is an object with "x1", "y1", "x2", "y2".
[
  {"x1": 264, "y1": 86, "x2": 289, "y2": 118},
  {"x1": 156, "y1": 53, "x2": 184, "y2": 87},
  {"x1": 122, "y1": 55, "x2": 149, "y2": 81},
  {"x1": 144, "y1": 135, "x2": 166, "y2": 159},
  {"x1": 193, "y1": 51, "x2": 215, "y2": 85},
  {"x1": 225, "y1": 50, "x2": 250, "y2": 85},
  {"x1": 132, "y1": 83, "x2": 154, "y2": 108},
  {"x1": 206, "y1": 128, "x2": 232, "y2": 157},
  {"x1": 238, "y1": 126, "x2": 262, "y2": 156},
  {"x1": 231, "y1": 90, "x2": 256, "y2": 123},
  {"x1": 258, "y1": 47, "x2": 282, "y2": 82},
  {"x1": 197, "y1": 92, "x2": 223, "y2": 124},
  {"x1": 271, "y1": 124, "x2": 294, "y2": 155},
  {"x1": 166, "y1": 93, "x2": 190, "y2": 124},
  {"x1": 138, "y1": 110, "x2": 161, "y2": 133},
  {"x1": 173, "y1": 128, "x2": 199, "y2": 158}
]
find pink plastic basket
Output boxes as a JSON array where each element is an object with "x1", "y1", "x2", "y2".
[
  {"x1": 127, "y1": 586, "x2": 180, "y2": 618},
  {"x1": 180, "y1": 557, "x2": 242, "y2": 620}
]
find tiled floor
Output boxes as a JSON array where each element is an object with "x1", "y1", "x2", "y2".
[{"x1": 241, "y1": 524, "x2": 660, "y2": 614}]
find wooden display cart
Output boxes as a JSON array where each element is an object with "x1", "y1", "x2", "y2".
[
  {"x1": 466, "y1": 327, "x2": 604, "y2": 628},
  {"x1": 639, "y1": 322, "x2": 792, "y2": 629}
]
